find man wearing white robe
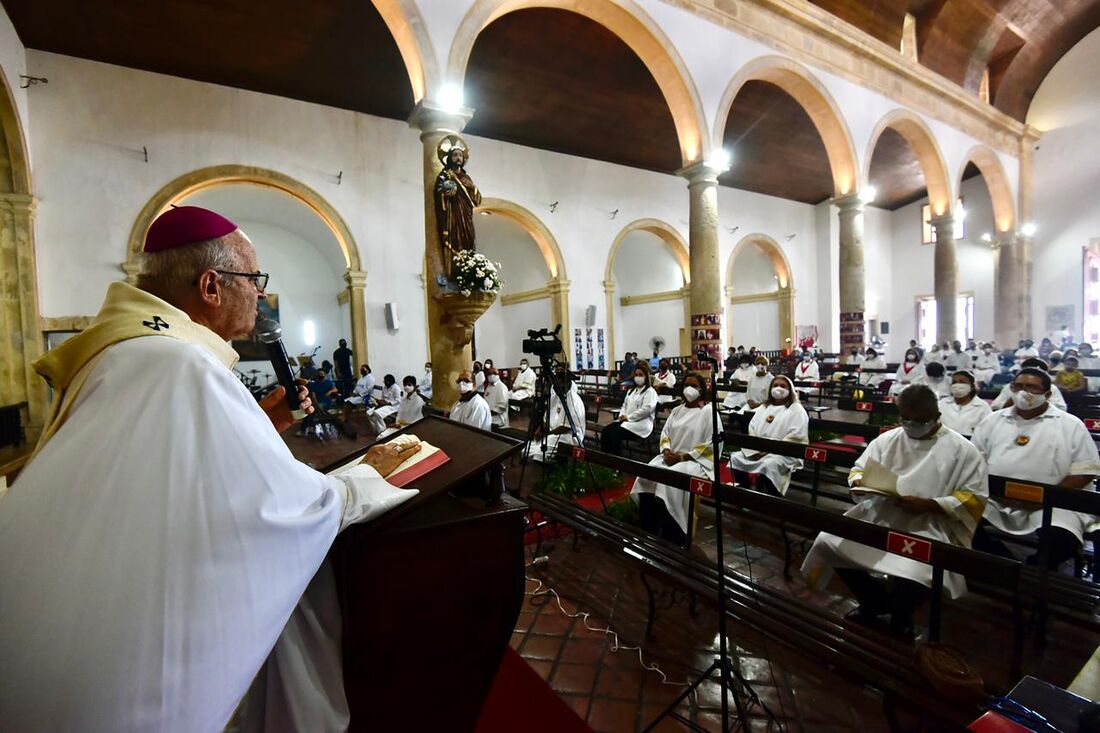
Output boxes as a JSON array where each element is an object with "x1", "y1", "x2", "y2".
[
  {"x1": 510, "y1": 359, "x2": 537, "y2": 401},
  {"x1": 989, "y1": 359, "x2": 1068, "y2": 410},
  {"x1": 971, "y1": 367, "x2": 1100, "y2": 569},
  {"x1": 373, "y1": 374, "x2": 402, "y2": 421},
  {"x1": 484, "y1": 368, "x2": 511, "y2": 428},
  {"x1": 723, "y1": 358, "x2": 755, "y2": 408},
  {"x1": 801, "y1": 385, "x2": 987, "y2": 638},
  {"x1": 527, "y1": 370, "x2": 586, "y2": 462},
  {"x1": 632, "y1": 374, "x2": 714, "y2": 544},
  {"x1": 0, "y1": 207, "x2": 416, "y2": 732},
  {"x1": 450, "y1": 369, "x2": 492, "y2": 431},
  {"x1": 972, "y1": 344, "x2": 1001, "y2": 387}
]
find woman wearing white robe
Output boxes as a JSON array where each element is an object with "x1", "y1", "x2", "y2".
[
  {"x1": 889, "y1": 349, "x2": 925, "y2": 396},
  {"x1": 600, "y1": 364, "x2": 659, "y2": 455},
  {"x1": 652, "y1": 360, "x2": 677, "y2": 403},
  {"x1": 484, "y1": 371, "x2": 511, "y2": 428},
  {"x1": 972, "y1": 345, "x2": 1000, "y2": 387},
  {"x1": 859, "y1": 350, "x2": 888, "y2": 387},
  {"x1": 377, "y1": 379, "x2": 427, "y2": 439},
  {"x1": 801, "y1": 385, "x2": 988, "y2": 635},
  {"x1": 527, "y1": 374, "x2": 586, "y2": 462},
  {"x1": 742, "y1": 358, "x2": 775, "y2": 409},
  {"x1": 794, "y1": 352, "x2": 820, "y2": 383},
  {"x1": 727, "y1": 376, "x2": 809, "y2": 496},
  {"x1": 631, "y1": 374, "x2": 714, "y2": 543},
  {"x1": 938, "y1": 371, "x2": 992, "y2": 438},
  {"x1": 723, "y1": 359, "x2": 755, "y2": 408},
  {"x1": 510, "y1": 360, "x2": 537, "y2": 401},
  {"x1": 915, "y1": 362, "x2": 952, "y2": 399}
]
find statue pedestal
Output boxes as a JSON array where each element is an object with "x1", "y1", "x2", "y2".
[
  {"x1": 438, "y1": 291, "x2": 496, "y2": 346},
  {"x1": 428, "y1": 290, "x2": 496, "y2": 406}
]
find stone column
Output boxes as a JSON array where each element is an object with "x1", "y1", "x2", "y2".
[
  {"x1": 409, "y1": 102, "x2": 474, "y2": 407},
  {"x1": 931, "y1": 214, "x2": 958, "y2": 344},
  {"x1": 678, "y1": 162, "x2": 722, "y2": 362},
  {"x1": 546, "y1": 279, "x2": 571, "y2": 363},
  {"x1": 603, "y1": 279, "x2": 616, "y2": 363},
  {"x1": 833, "y1": 194, "x2": 866, "y2": 352},
  {"x1": 344, "y1": 269, "x2": 368, "y2": 368},
  {"x1": 777, "y1": 285, "x2": 796, "y2": 350},
  {"x1": 0, "y1": 194, "x2": 44, "y2": 452}
]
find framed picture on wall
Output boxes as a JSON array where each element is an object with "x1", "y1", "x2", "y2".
[{"x1": 232, "y1": 294, "x2": 279, "y2": 361}]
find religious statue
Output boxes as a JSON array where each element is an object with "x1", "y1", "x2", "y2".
[{"x1": 434, "y1": 135, "x2": 481, "y2": 278}]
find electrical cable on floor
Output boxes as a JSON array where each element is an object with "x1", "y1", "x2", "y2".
[{"x1": 524, "y1": 557, "x2": 692, "y2": 688}]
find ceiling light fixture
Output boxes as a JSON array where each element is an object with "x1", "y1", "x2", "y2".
[
  {"x1": 438, "y1": 83, "x2": 465, "y2": 113},
  {"x1": 859, "y1": 186, "x2": 877, "y2": 204},
  {"x1": 1021, "y1": 222, "x2": 1038, "y2": 237},
  {"x1": 705, "y1": 148, "x2": 732, "y2": 172}
]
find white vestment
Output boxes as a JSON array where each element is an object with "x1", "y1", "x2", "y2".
[
  {"x1": 619, "y1": 386, "x2": 659, "y2": 438},
  {"x1": 377, "y1": 393, "x2": 426, "y2": 439},
  {"x1": 344, "y1": 373, "x2": 375, "y2": 406},
  {"x1": 794, "y1": 360, "x2": 820, "y2": 382},
  {"x1": 727, "y1": 402, "x2": 809, "y2": 495},
  {"x1": 859, "y1": 356, "x2": 887, "y2": 387},
  {"x1": 938, "y1": 396, "x2": 992, "y2": 437},
  {"x1": 889, "y1": 362, "x2": 925, "y2": 396},
  {"x1": 990, "y1": 382, "x2": 1068, "y2": 410},
  {"x1": 631, "y1": 404, "x2": 715, "y2": 534},
  {"x1": 450, "y1": 394, "x2": 492, "y2": 431},
  {"x1": 0, "y1": 283, "x2": 415, "y2": 733},
  {"x1": 744, "y1": 372, "x2": 775, "y2": 408},
  {"x1": 972, "y1": 406, "x2": 1100, "y2": 542},
  {"x1": 723, "y1": 365, "x2": 755, "y2": 407},
  {"x1": 485, "y1": 381, "x2": 511, "y2": 428},
  {"x1": 474, "y1": 370, "x2": 486, "y2": 394},
  {"x1": 511, "y1": 367, "x2": 537, "y2": 401},
  {"x1": 944, "y1": 351, "x2": 971, "y2": 371},
  {"x1": 653, "y1": 370, "x2": 677, "y2": 402},
  {"x1": 527, "y1": 385, "x2": 586, "y2": 462},
  {"x1": 972, "y1": 354, "x2": 1000, "y2": 385},
  {"x1": 801, "y1": 426, "x2": 987, "y2": 598},
  {"x1": 915, "y1": 375, "x2": 952, "y2": 399},
  {"x1": 374, "y1": 383, "x2": 402, "y2": 420},
  {"x1": 417, "y1": 371, "x2": 433, "y2": 401}
]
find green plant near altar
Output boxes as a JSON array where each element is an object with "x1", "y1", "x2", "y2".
[
  {"x1": 604, "y1": 496, "x2": 640, "y2": 525},
  {"x1": 542, "y1": 460, "x2": 621, "y2": 500},
  {"x1": 450, "y1": 250, "x2": 502, "y2": 297}
]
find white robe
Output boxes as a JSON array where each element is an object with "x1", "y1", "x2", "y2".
[
  {"x1": 727, "y1": 402, "x2": 809, "y2": 495},
  {"x1": 794, "y1": 360, "x2": 820, "y2": 382},
  {"x1": 990, "y1": 381, "x2": 1068, "y2": 411},
  {"x1": 916, "y1": 375, "x2": 952, "y2": 400},
  {"x1": 938, "y1": 397, "x2": 992, "y2": 437},
  {"x1": 485, "y1": 381, "x2": 511, "y2": 428},
  {"x1": 972, "y1": 353, "x2": 1000, "y2": 385},
  {"x1": 889, "y1": 362, "x2": 925, "y2": 395},
  {"x1": 801, "y1": 426, "x2": 988, "y2": 598},
  {"x1": 972, "y1": 406, "x2": 1100, "y2": 542},
  {"x1": 527, "y1": 385, "x2": 586, "y2": 462},
  {"x1": 631, "y1": 404, "x2": 715, "y2": 534},
  {"x1": 619, "y1": 386, "x2": 659, "y2": 438},
  {"x1": 344, "y1": 373, "x2": 375, "y2": 405},
  {"x1": 723, "y1": 366, "x2": 755, "y2": 408},
  {"x1": 653, "y1": 370, "x2": 677, "y2": 402},
  {"x1": 474, "y1": 370, "x2": 486, "y2": 394},
  {"x1": 377, "y1": 393, "x2": 426, "y2": 440},
  {"x1": 511, "y1": 367, "x2": 537, "y2": 401},
  {"x1": 0, "y1": 334, "x2": 414, "y2": 732},
  {"x1": 744, "y1": 372, "x2": 775, "y2": 408},
  {"x1": 373, "y1": 383, "x2": 402, "y2": 420},
  {"x1": 450, "y1": 393, "x2": 492, "y2": 431},
  {"x1": 417, "y1": 371, "x2": 433, "y2": 401},
  {"x1": 859, "y1": 356, "x2": 888, "y2": 387},
  {"x1": 944, "y1": 351, "x2": 971, "y2": 371}
]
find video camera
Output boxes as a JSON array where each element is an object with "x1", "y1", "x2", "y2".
[{"x1": 522, "y1": 324, "x2": 563, "y2": 358}]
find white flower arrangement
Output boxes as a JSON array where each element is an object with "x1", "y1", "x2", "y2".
[{"x1": 451, "y1": 250, "x2": 502, "y2": 295}]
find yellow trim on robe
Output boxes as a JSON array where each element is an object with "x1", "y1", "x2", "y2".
[{"x1": 951, "y1": 489, "x2": 986, "y2": 524}]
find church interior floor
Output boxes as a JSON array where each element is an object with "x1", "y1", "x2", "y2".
[{"x1": 283, "y1": 407, "x2": 1100, "y2": 732}]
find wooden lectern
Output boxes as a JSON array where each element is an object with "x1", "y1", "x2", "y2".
[{"x1": 324, "y1": 416, "x2": 526, "y2": 732}]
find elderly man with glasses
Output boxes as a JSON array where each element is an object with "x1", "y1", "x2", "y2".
[
  {"x1": 0, "y1": 206, "x2": 416, "y2": 732},
  {"x1": 971, "y1": 367, "x2": 1100, "y2": 569}
]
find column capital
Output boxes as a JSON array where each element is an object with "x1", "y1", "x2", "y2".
[
  {"x1": 602, "y1": 279, "x2": 616, "y2": 294},
  {"x1": 0, "y1": 193, "x2": 36, "y2": 216},
  {"x1": 829, "y1": 192, "x2": 864, "y2": 214},
  {"x1": 676, "y1": 161, "x2": 722, "y2": 187},
  {"x1": 344, "y1": 268, "x2": 368, "y2": 288},
  {"x1": 930, "y1": 214, "x2": 956, "y2": 240},
  {"x1": 546, "y1": 278, "x2": 570, "y2": 295},
  {"x1": 408, "y1": 101, "x2": 474, "y2": 136},
  {"x1": 993, "y1": 231, "x2": 1019, "y2": 249}
]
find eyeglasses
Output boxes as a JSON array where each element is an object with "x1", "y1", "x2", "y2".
[
  {"x1": 214, "y1": 270, "x2": 269, "y2": 292},
  {"x1": 1011, "y1": 383, "x2": 1047, "y2": 395}
]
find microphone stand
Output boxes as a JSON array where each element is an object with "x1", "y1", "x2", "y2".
[{"x1": 643, "y1": 355, "x2": 780, "y2": 732}]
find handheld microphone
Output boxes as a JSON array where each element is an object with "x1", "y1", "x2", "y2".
[{"x1": 255, "y1": 316, "x2": 306, "y2": 419}]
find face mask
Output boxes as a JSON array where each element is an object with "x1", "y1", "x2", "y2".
[
  {"x1": 901, "y1": 419, "x2": 937, "y2": 439},
  {"x1": 983, "y1": 349, "x2": 992, "y2": 355},
  {"x1": 634, "y1": 376, "x2": 645, "y2": 386},
  {"x1": 756, "y1": 367, "x2": 766, "y2": 375},
  {"x1": 458, "y1": 381, "x2": 473, "y2": 394},
  {"x1": 770, "y1": 386, "x2": 790, "y2": 402},
  {"x1": 404, "y1": 385, "x2": 415, "y2": 394},
  {"x1": 950, "y1": 383, "x2": 972, "y2": 398},
  {"x1": 1013, "y1": 390, "x2": 1047, "y2": 411},
  {"x1": 488, "y1": 374, "x2": 499, "y2": 385},
  {"x1": 425, "y1": 366, "x2": 431, "y2": 373},
  {"x1": 802, "y1": 355, "x2": 811, "y2": 361},
  {"x1": 682, "y1": 386, "x2": 700, "y2": 403},
  {"x1": 520, "y1": 364, "x2": 528, "y2": 371},
  {"x1": 906, "y1": 355, "x2": 917, "y2": 363}
]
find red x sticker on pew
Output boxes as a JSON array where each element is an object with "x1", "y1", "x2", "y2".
[
  {"x1": 689, "y1": 477, "x2": 713, "y2": 497},
  {"x1": 1085, "y1": 418, "x2": 1100, "y2": 432},
  {"x1": 804, "y1": 447, "x2": 828, "y2": 462},
  {"x1": 887, "y1": 531, "x2": 932, "y2": 563},
  {"x1": 572, "y1": 447, "x2": 586, "y2": 461},
  {"x1": 595, "y1": 396, "x2": 604, "y2": 404},
  {"x1": 855, "y1": 401, "x2": 874, "y2": 412}
]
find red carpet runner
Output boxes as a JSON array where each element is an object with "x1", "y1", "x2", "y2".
[{"x1": 474, "y1": 648, "x2": 594, "y2": 733}]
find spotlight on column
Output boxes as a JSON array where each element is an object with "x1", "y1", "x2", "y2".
[
  {"x1": 438, "y1": 83, "x2": 465, "y2": 113},
  {"x1": 1021, "y1": 222, "x2": 1038, "y2": 237},
  {"x1": 981, "y1": 232, "x2": 993, "y2": 243},
  {"x1": 859, "y1": 186, "x2": 877, "y2": 204},
  {"x1": 705, "y1": 148, "x2": 732, "y2": 172}
]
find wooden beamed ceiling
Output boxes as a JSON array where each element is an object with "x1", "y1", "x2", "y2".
[{"x1": 2, "y1": 1, "x2": 1002, "y2": 209}]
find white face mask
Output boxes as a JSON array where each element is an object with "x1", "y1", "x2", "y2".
[
  {"x1": 404, "y1": 385, "x2": 415, "y2": 394},
  {"x1": 488, "y1": 374, "x2": 499, "y2": 385},
  {"x1": 519, "y1": 364, "x2": 528, "y2": 371},
  {"x1": 633, "y1": 376, "x2": 645, "y2": 386},
  {"x1": 458, "y1": 381, "x2": 473, "y2": 394},
  {"x1": 983, "y1": 349, "x2": 992, "y2": 355},
  {"x1": 1013, "y1": 390, "x2": 1047, "y2": 411},
  {"x1": 901, "y1": 419, "x2": 937, "y2": 440},
  {"x1": 425, "y1": 366, "x2": 431, "y2": 373},
  {"x1": 770, "y1": 386, "x2": 790, "y2": 402},
  {"x1": 756, "y1": 367, "x2": 766, "y2": 375},
  {"x1": 950, "y1": 383, "x2": 972, "y2": 398},
  {"x1": 906, "y1": 355, "x2": 917, "y2": 363},
  {"x1": 802, "y1": 355, "x2": 811, "y2": 361},
  {"x1": 682, "y1": 386, "x2": 700, "y2": 403}
]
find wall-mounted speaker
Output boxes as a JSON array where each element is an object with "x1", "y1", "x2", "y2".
[
  {"x1": 585, "y1": 304, "x2": 597, "y2": 327},
  {"x1": 881, "y1": 321, "x2": 890, "y2": 335},
  {"x1": 385, "y1": 302, "x2": 399, "y2": 331}
]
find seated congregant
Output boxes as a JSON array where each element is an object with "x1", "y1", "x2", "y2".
[
  {"x1": 617, "y1": 351, "x2": 636, "y2": 386},
  {"x1": 527, "y1": 368, "x2": 586, "y2": 462},
  {"x1": 449, "y1": 370, "x2": 492, "y2": 431},
  {"x1": 801, "y1": 385, "x2": 988, "y2": 638},
  {"x1": 373, "y1": 374, "x2": 401, "y2": 421},
  {"x1": 743, "y1": 356, "x2": 775, "y2": 410},
  {"x1": 990, "y1": 358, "x2": 1068, "y2": 409},
  {"x1": 484, "y1": 367, "x2": 510, "y2": 429},
  {"x1": 890, "y1": 347, "x2": 925, "y2": 396},
  {"x1": 1054, "y1": 355, "x2": 1087, "y2": 396},
  {"x1": 859, "y1": 347, "x2": 887, "y2": 388},
  {"x1": 510, "y1": 358, "x2": 537, "y2": 401},
  {"x1": 417, "y1": 361, "x2": 433, "y2": 402},
  {"x1": 727, "y1": 375, "x2": 809, "y2": 495},
  {"x1": 600, "y1": 362, "x2": 658, "y2": 455},
  {"x1": 916, "y1": 361, "x2": 951, "y2": 399},
  {"x1": 342, "y1": 364, "x2": 375, "y2": 421},
  {"x1": 971, "y1": 367, "x2": 1100, "y2": 569},
  {"x1": 631, "y1": 373, "x2": 713, "y2": 546},
  {"x1": 377, "y1": 375, "x2": 427, "y2": 439},
  {"x1": 938, "y1": 371, "x2": 992, "y2": 438},
  {"x1": 972, "y1": 343, "x2": 1000, "y2": 387},
  {"x1": 794, "y1": 350, "x2": 820, "y2": 382},
  {"x1": 722, "y1": 355, "x2": 755, "y2": 408},
  {"x1": 652, "y1": 358, "x2": 677, "y2": 402},
  {"x1": 472, "y1": 360, "x2": 486, "y2": 394}
]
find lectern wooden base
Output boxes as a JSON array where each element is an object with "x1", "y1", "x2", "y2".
[{"x1": 325, "y1": 417, "x2": 526, "y2": 732}]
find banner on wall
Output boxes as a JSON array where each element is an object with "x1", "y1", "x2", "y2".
[
  {"x1": 585, "y1": 328, "x2": 595, "y2": 369},
  {"x1": 796, "y1": 325, "x2": 819, "y2": 350},
  {"x1": 839, "y1": 310, "x2": 866, "y2": 348},
  {"x1": 597, "y1": 328, "x2": 606, "y2": 369},
  {"x1": 573, "y1": 328, "x2": 584, "y2": 367},
  {"x1": 690, "y1": 312, "x2": 722, "y2": 368}
]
